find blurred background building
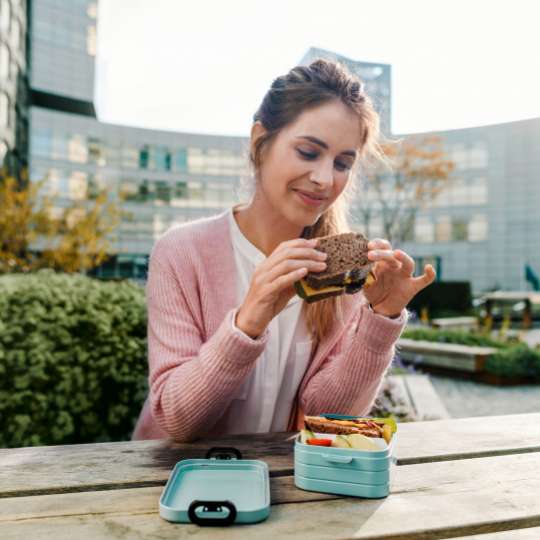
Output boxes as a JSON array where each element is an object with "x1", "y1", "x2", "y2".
[
  {"x1": 1, "y1": 0, "x2": 539, "y2": 291},
  {"x1": 0, "y1": 0, "x2": 28, "y2": 175}
]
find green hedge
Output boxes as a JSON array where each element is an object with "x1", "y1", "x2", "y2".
[
  {"x1": 402, "y1": 327, "x2": 505, "y2": 348},
  {"x1": 485, "y1": 344, "x2": 540, "y2": 378},
  {"x1": 0, "y1": 271, "x2": 148, "y2": 448}
]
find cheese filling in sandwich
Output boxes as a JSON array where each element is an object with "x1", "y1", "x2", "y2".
[{"x1": 294, "y1": 232, "x2": 375, "y2": 303}]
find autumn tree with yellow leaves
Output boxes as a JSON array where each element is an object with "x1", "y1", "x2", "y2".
[
  {"x1": 354, "y1": 135, "x2": 455, "y2": 244},
  {"x1": 0, "y1": 168, "x2": 122, "y2": 273}
]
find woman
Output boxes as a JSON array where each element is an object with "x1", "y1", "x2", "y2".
[{"x1": 132, "y1": 59, "x2": 435, "y2": 441}]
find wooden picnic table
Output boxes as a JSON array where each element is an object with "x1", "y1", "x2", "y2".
[{"x1": 2, "y1": 412, "x2": 540, "y2": 539}]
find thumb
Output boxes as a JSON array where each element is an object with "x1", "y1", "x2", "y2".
[{"x1": 412, "y1": 264, "x2": 436, "y2": 291}]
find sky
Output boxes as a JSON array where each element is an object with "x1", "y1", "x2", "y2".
[{"x1": 96, "y1": 0, "x2": 540, "y2": 137}]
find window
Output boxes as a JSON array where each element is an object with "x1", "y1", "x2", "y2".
[
  {"x1": 86, "y1": 25, "x2": 97, "y2": 56},
  {"x1": 87, "y1": 2, "x2": 98, "y2": 19},
  {"x1": 50, "y1": 133, "x2": 67, "y2": 160},
  {"x1": 173, "y1": 181, "x2": 188, "y2": 199},
  {"x1": 0, "y1": 42, "x2": 9, "y2": 80},
  {"x1": 469, "y1": 177, "x2": 488, "y2": 205},
  {"x1": 88, "y1": 137, "x2": 105, "y2": 166},
  {"x1": 470, "y1": 143, "x2": 488, "y2": 168},
  {"x1": 69, "y1": 171, "x2": 88, "y2": 200},
  {"x1": 435, "y1": 216, "x2": 452, "y2": 242},
  {"x1": 188, "y1": 181, "x2": 203, "y2": 200},
  {"x1": 468, "y1": 214, "x2": 488, "y2": 242},
  {"x1": 139, "y1": 146, "x2": 150, "y2": 169},
  {"x1": 414, "y1": 216, "x2": 434, "y2": 243},
  {"x1": 155, "y1": 181, "x2": 171, "y2": 204},
  {"x1": 450, "y1": 179, "x2": 469, "y2": 205},
  {"x1": 31, "y1": 130, "x2": 52, "y2": 157},
  {"x1": 451, "y1": 219, "x2": 468, "y2": 241},
  {"x1": 0, "y1": 92, "x2": 8, "y2": 127},
  {"x1": 174, "y1": 148, "x2": 187, "y2": 171},
  {"x1": 121, "y1": 145, "x2": 138, "y2": 168},
  {"x1": 68, "y1": 135, "x2": 87, "y2": 163},
  {"x1": 154, "y1": 146, "x2": 171, "y2": 171}
]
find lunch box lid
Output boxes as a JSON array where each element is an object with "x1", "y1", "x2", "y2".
[{"x1": 159, "y1": 447, "x2": 271, "y2": 526}]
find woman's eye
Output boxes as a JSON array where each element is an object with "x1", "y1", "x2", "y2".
[
  {"x1": 335, "y1": 160, "x2": 352, "y2": 172},
  {"x1": 297, "y1": 148, "x2": 318, "y2": 160}
]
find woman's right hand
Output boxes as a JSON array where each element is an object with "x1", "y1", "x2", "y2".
[{"x1": 235, "y1": 238, "x2": 327, "y2": 338}]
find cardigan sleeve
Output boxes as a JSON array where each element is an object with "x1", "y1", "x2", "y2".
[
  {"x1": 146, "y1": 249, "x2": 268, "y2": 442},
  {"x1": 299, "y1": 303, "x2": 408, "y2": 416}
]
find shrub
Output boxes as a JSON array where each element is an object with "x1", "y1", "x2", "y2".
[
  {"x1": 402, "y1": 327, "x2": 506, "y2": 348},
  {"x1": 0, "y1": 270, "x2": 148, "y2": 448},
  {"x1": 485, "y1": 344, "x2": 540, "y2": 378}
]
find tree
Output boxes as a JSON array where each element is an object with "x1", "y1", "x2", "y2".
[
  {"x1": 0, "y1": 168, "x2": 122, "y2": 273},
  {"x1": 353, "y1": 135, "x2": 455, "y2": 244}
]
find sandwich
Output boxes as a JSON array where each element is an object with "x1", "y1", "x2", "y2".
[
  {"x1": 304, "y1": 415, "x2": 384, "y2": 439},
  {"x1": 294, "y1": 232, "x2": 375, "y2": 303},
  {"x1": 302, "y1": 415, "x2": 396, "y2": 445}
]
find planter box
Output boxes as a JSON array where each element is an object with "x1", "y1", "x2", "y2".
[{"x1": 398, "y1": 339, "x2": 498, "y2": 373}]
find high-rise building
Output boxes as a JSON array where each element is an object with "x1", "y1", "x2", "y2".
[
  {"x1": 0, "y1": 0, "x2": 29, "y2": 176},
  {"x1": 27, "y1": 0, "x2": 249, "y2": 279},
  {"x1": 15, "y1": 3, "x2": 540, "y2": 291},
  {"x1": 397, "y1": 118, "x2": 540, "y2": 293},
  {"x1": 301, "y1": 47, "x2": 392, "y2": 135}
]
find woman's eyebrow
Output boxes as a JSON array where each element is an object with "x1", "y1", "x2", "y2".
[{"x1": 296, "y1": 135, "x2": 357, "y2": 158}]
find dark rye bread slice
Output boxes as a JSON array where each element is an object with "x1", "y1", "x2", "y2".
[{"x1": 305, "y1": 232, "x2": 373, "y2": 290}]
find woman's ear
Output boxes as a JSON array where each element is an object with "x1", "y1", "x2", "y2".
[{"x1": 250, "y1": 121, "x2": 267, "y2": 163}]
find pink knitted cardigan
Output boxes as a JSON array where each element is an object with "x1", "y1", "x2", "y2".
[{"x1": 132, "y1": 211, "x2": 408, "y2": 441}]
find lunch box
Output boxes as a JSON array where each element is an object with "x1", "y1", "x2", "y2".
[
  {"x1": 159, "y1": 447, "x2": 271, "y2": 526},
  {"x1": 294, "y1": 415, "x2": 396, "y2": 499}
]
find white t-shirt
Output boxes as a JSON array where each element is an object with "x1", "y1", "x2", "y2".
[{"x1": 219, "y1": 209, "x2": 313, "y2": 433}]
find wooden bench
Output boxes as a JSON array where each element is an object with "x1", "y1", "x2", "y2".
[
  {"x1": 397, "y1": 338, "x2": 498, "y2": 372},
  {"x1": 388, "y1": 374, "x2": 450, "y2": 420},
  {"x1": 431, "y1": 316, "x2": 478, "y2": 331}
]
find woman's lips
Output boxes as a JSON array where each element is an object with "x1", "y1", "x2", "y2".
[{"x1": 293, "y1": 189, "x2": 327, "y2": 207}]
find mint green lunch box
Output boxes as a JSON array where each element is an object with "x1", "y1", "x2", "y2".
[
  {"x1": 160, "y1": 447, "x2": 271, "y2": 526},
  {"x1": 294, "y1": 415, "x2": 396, "y2": 499}
]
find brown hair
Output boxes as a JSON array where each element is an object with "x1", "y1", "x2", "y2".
[{"x1": 251, "y1": 59, "x2": 383, "y2": 342}]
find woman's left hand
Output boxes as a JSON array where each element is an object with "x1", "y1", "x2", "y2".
[{"x1": 363, "y1": 239, "x2": 436, "y2": 318}]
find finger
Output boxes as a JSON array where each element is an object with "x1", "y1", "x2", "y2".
[
  {"x1": 264, "y1": 246, "x2": 327, "y2": 272},
  {"x1": 265, "y1": 258, "x2": 327, "y2": 283},
  {"x1": 267, "y1": 267, "x2": 309, "y2": 295},
  {"x1": 274, "y1": 237, "x2": 318, "y2": 253},
  {"x1": 368, "y1": 238, "x2": 392, "y2": 251},
  {"x1": 411, "y1": 264, "x2": 436, "y2": 291},
  {"x1": 368, "y1": 249, "x2": 400, "y2": 269},
  {"x1": 394, "y1": 249, "x2": 415, "y2": 276}
]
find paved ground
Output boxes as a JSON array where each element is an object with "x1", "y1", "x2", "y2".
[{"x1": 430, "y1": 374, "x2": 540, "y2": 418}]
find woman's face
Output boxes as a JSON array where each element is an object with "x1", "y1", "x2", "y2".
[{"x1": 253, "y1": 99, "x2": 363, "y2": 228}]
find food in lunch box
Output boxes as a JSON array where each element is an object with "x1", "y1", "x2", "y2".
[
  {"x1": 294, "y1": 232, "x2": 375, "y2": 303},
  {"x1": 306, "y1": 438, "x2": 333, "y2": 446},
  {"x1": 303, "y1": 415, "x2": 395, "y2": 444}
]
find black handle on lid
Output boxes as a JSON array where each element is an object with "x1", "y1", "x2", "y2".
[
  {"x1": 187, "y1": 500, "x2": 237, "y2": 526},
  {"x1": 205, "y1": 447, "x2": 242, "y2": 460}
]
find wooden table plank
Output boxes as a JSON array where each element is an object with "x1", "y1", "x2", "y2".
[
  {"x1": 0, "y1": 478, "x2": 338, "y2": 523},
  {"x1": 1, "y1": 413, "x2": 539, "y2": 499},
  {"x1": 2, "y1": 452, "x2": 540, "y2": 539},
  {"x1": 452, "y1": 528, "x2": 540, "y2": 539},
  {"x1": 394, "y1": 413, "x2": 540, "y2": 465}
]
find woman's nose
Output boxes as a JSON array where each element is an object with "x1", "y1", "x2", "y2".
[{"x1": 309, "y1": 161, "x2": 334, "y2": 188}]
